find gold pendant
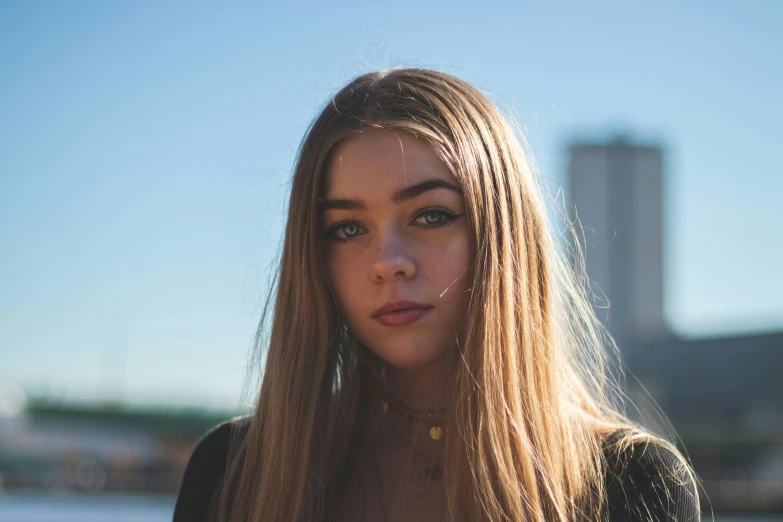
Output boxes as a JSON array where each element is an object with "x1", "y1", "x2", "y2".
[{"x1": 429, "y1": 426, "x2": 443, "y2": 440}]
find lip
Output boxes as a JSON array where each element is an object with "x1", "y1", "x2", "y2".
[{"x1": 371, "y1": 300, "x2": 433, "y2": 327}]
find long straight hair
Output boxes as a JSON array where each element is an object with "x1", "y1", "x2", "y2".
[{"x1": 215, "y1": 67, "x2": 695, "y2": 521}]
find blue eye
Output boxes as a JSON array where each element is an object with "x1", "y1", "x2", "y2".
[
  {"x1": 324, "y1": 210, "x2": 465, "y2": 245},
  {"x1": 342, "y1": 223, "x2": 361, "y2": 237},
  {"x1": 422, "y1": 211, "x2": 446, "y2": 225},
  {"x1": 325, "y1": 221, "x2": 365, "y2": 243},
  {"x1": 414, "y1": 209, "x2": 463, "y2": 229}
]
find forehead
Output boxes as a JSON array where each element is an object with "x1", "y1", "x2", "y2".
[{"x1": 324, "y1": 129, "x2": 457, "y2": 196}]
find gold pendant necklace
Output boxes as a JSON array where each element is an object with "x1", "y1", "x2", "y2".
[
  {"x1": 380, "y1": 385, "x2": 447, "y2": 441},
  {"x1": 380, "y1": 400, "x2": 445, "y2": 482}
]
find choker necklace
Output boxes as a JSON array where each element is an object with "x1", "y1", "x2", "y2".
[{"x1": 380, "y1": 387, "x2": 447, "y2": 441}]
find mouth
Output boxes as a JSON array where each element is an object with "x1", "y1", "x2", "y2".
[{"x1": 372, "y1": 300, "x2": 433, "y2": 327}]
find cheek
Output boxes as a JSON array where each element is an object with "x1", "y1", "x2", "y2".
[
  {"x1": 326, "y1": 249, "x2": 365, "y2": 313},
  {"x1": 421, "y1": 235, "x2": 473, "y2": 288}
]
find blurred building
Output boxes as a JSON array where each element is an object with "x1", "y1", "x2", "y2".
[
  {"x1": 568, "y1": 139, "x2": 669, "y2": 349},
  {"x1": 0, "y1": 396, "x2": 233, "y2": 495},
  {"x1": 567, "y1": 137, "x2": 783, "y2": 512}
]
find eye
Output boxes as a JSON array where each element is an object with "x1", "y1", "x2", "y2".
[
  {"x1": 341, "y1": 223, "x2": 361, "y2": 237},
  {"x1": 413, "y1": 209, "x2": 464, "y2": 230},
  {"x1": 325, "y1": 220, "x2": 366, "y2": 243},
  {"x1": 421, "y1": 211, "x2": 447, "y2": 225}
]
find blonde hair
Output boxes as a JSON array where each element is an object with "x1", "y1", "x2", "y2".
[{"x1": 215, "y1": 67, "x2": 696, "y2": 521}]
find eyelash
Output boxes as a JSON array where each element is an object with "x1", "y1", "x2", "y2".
[{"x1": 325, "y1": 209, "x2": 465, "y2": 244}]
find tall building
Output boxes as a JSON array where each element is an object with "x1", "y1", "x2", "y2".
[
  {"x1": 567, "y1": 137, "x2": 783, "y2": 512},
  {"x1": 567, "y1": 138, "x2": 669, "y2": 350}
]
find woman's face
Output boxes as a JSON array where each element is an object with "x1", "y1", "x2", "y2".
[{"x1": 321, "y1": 128, "x2": 473, "y2": 371}]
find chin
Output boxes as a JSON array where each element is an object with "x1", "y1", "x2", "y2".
[{"x1": 375, "y1": 342, "x2": 447, "y2": 371}]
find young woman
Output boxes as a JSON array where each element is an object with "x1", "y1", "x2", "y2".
[{"x1": 173, "y1": 68, "x2": 700, "y2": 521}]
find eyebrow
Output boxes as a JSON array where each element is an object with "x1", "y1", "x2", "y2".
[{"x1": 319, "y1": 179, "x2": 462, "y2": 212}]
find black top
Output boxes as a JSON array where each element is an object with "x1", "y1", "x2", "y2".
[{"x1": 174, "y1": 417, "x2": 700, "y2": 521}]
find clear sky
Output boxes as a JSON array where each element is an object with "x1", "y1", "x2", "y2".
[{"x1": 1, "y1": 1, "x2": 781, "y2": 409}]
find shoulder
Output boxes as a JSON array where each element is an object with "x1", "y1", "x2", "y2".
[
  {"x1": 602, "y1": 431, "x2": 700, "y2": 521},
  {"x1": 173, "y1": 416, "x2": 252, "y2": 522}
]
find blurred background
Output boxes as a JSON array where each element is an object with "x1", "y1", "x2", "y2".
[{"x1": 1, "y1": 1, "x2": 781, "y2": 520}]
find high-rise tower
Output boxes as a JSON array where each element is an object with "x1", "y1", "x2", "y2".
[{"x1": 567, "y1": 139, "x2": 670, "y2": 350}]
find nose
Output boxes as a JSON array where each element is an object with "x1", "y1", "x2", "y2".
[{"x1": 370, "y1": 226, "x2": 416, "y2": 282}]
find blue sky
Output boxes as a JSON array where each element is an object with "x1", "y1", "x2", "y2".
[{"x1": 1, "y1": 1, "x2": 781, "y2": 409}]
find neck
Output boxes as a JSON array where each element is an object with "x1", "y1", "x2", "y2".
[
  {"x1": 374, "y1": 359, "x2": 451, "y2": 477},
  {"x1": 384, "y1": 358, "x2": 451, "y2": 412}
]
